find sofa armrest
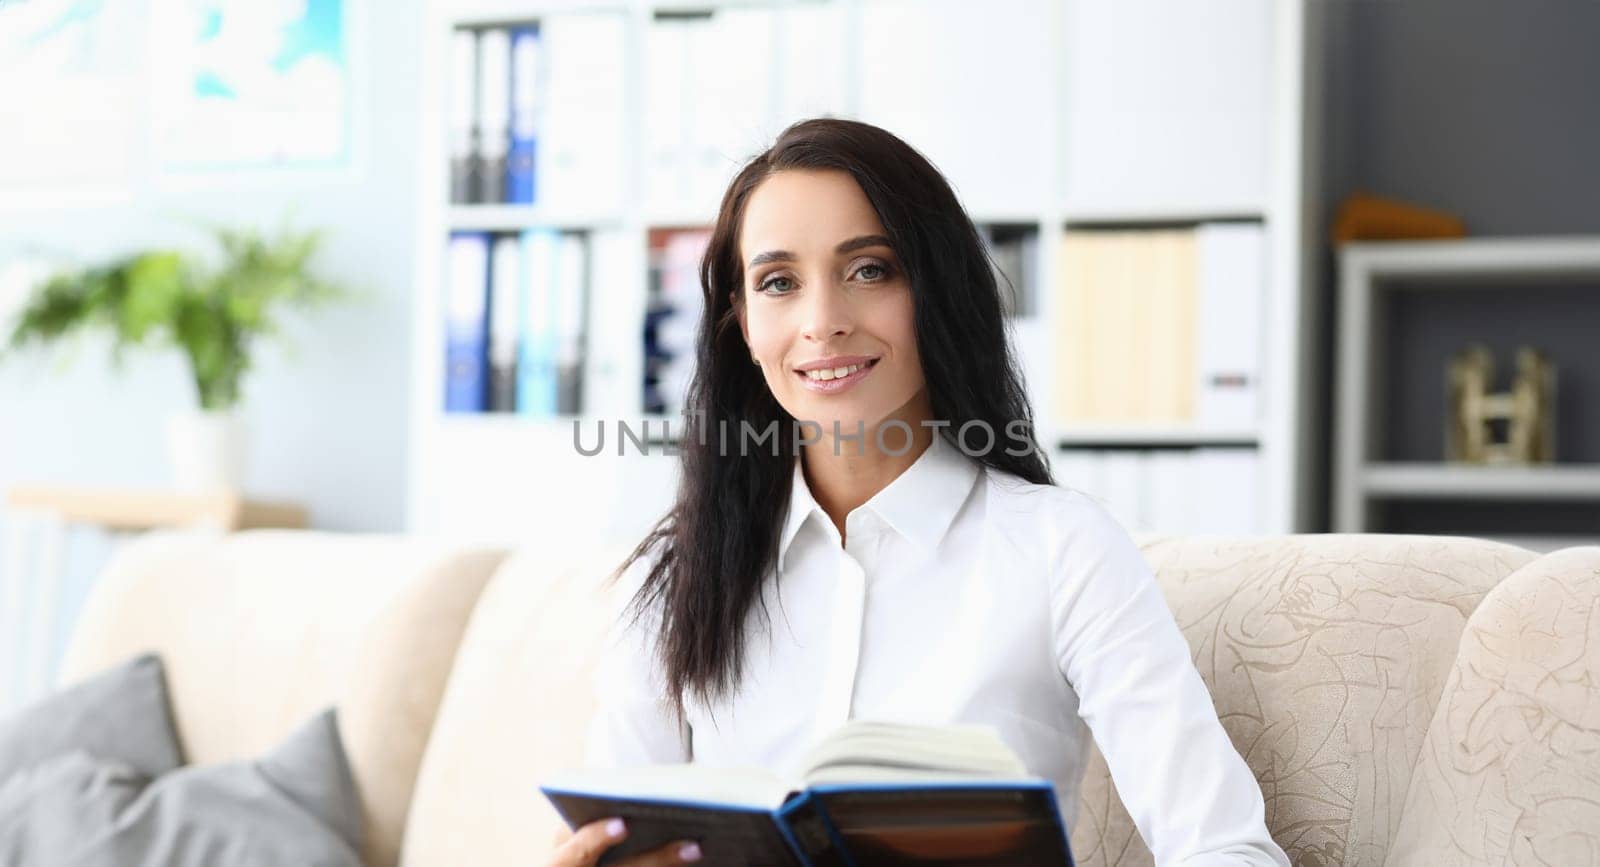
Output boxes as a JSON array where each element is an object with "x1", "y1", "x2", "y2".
[
  {"x1": 400, "y1": 545, "x2": 635, "y2": 866},
  {"x1": 58, "y1": 529, "x2": 509, "y2": 867},
  {"x1": 1389, "y1": 545, "x2": 1600, "y2": 865}
]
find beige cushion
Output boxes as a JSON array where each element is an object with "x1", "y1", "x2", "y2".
[
  {"x1": 1388, "y1": 545, "x2": 1600, "y2": 865},
  {"x1": 401, "y1": 545, "x2": 635, "y2": 866},
  {"x1": 1070, "y1": 534, "x2": 1539, "y2": 867},
  {"x1": 58, "y1": 530, "x2": 507, "y2": 867}
]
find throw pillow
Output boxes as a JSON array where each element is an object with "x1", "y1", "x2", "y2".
[
  {"x1": 0, "y1": 707, "x2": 363, "y2": 867},
  {"x1": 0, "y1": 654, "x2": 182, "y2": 783}
]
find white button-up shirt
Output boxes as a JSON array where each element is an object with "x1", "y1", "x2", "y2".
[{"x1": 587, "y1": 433, "x2": 1288, "y2": 865}]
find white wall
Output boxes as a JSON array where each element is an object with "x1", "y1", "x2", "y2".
[
  {"x1": 0, "y1": 0, "x2": 424, "y2": 533},
  {"x1": 0, "y1": 0, "x2": 426, "y2": 705}
]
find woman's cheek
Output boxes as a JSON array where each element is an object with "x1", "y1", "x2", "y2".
[{"x1": 873, "y1": 288, "x2": 923, "y2": 386}]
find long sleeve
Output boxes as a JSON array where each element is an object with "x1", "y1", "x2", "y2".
[
  {"x1": 583, "y1": 552, "x2": 692, "y2": 767},
  {"x1": 1051, "y1": 501, "x2": 1288, "y2": 866}
]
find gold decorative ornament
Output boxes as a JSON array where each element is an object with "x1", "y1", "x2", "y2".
[{"x1": 1445, "y1": 344, "x2": 1556, "y2": 465}]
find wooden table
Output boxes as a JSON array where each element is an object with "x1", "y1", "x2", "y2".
[
  {"x1": 4, "y1": 486, "x2": 308, "y2": 532},
  {"x1": 1, "y1": 486, "x2": 307, "y2": 711}
]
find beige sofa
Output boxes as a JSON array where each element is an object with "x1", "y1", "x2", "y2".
[{"x1": 58, "y1": 530, "x2": 1600, "y2": 866}]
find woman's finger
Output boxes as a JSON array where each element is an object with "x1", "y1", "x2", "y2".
[
  {"x1": 555, "y1": 817, "x2": 629, "y2": 865},
  {"x1": 614, "y1": 839, "x2": 703, "y2": 866}
]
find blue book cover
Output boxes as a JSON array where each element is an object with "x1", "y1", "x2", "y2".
[
  {"x1": 515, "y1": 229, "x2": 561, "y2": 417},
  {"x1": 805, "y1": 781, "x2": 1072, "y2": 867},
  {"x1": 539, "y1": 778, "x2": 1072, "y2": 867},
  {"x1": 444, "y1": 232, "x2": 491, "y2": 413},
  {"x1": 507, "y1": 25, "x2": 541, "y2": 204},
  {"x1": 538, "y1": 721, "x2": 1072, "y2": 867}
]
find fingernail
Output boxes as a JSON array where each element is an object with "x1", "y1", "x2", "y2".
[
  {"x1": 606, "y1": 818, "x2": 626, "y2": 838},
  {"x1": 678, "y1": 842, "x2": 702, "y2": 862}
]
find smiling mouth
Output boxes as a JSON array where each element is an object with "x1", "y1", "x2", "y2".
[
  {"x1": 797, "y1": 358, "x2": 878, "y2": 381},
  {"x1": 794, "y1": 357, "x2": 880, "y2": 393}
]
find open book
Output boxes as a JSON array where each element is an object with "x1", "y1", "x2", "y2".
[{"x1": 539, "y1": 720, "x2": 1074, "y2": 867}]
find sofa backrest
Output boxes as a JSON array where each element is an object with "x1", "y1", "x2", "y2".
[
  {"x1": 401, "y1": 544, "x2": 634, "y2": 866},
  {"x1": 1069, "y1": 533, "x2": 1539, "y2": 867},
  {"x1": 1386, "y1": 545, "x2": 1600, "y2": 865},
  {"x1": 59, "y1": 530, "x2": 508, "y2": 867},
  {"x1": 398, "y1": 532, "x2": 1582, "y2": 867}
]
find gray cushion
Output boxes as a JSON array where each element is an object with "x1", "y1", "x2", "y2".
[
  {"x1": 0, "y1": 654, "x2": 182, "y2": 782},
  {"x1": 0, "y1": 708, "x2": 363, "y2": 867},
  {"x1": 0, "y1": 751, "x2": 145, "y2": 862}
]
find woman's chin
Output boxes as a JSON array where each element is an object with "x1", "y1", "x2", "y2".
[{"x1": 792, "y1": 411, "x2": 923, "y2": 455}]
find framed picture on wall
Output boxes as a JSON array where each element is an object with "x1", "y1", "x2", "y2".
[
  {"x1": 0, "y1": 0, "x2": 141, "y2": 207},
  {"x1": 148, "y1": 0, "x2": 356, "y2": 175}
]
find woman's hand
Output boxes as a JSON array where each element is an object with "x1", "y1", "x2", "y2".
[{"x1": 545, "y1": 818, "x2": 703, "y2": 866}]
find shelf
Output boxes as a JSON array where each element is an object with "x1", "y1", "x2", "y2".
[
  {"x1": 1362, "y1": 462, "x2": 1600, "y2": 500},
  {"x1": 1333, "y1": 236, "x2": 1600, "y2": 531},
  {"x1": 1473, "y1": 534, "x2": 1600, "y2": 554},
  {"x1": 650, "y1": 0, "x2": 802, "y2": 13},
  {"x1": 434, "y1": 412, "x2": 675, "y2": 428},
  {"x1": 1061, "y1": 204, "x2": 1266, "y2": 228},
  {"x1": 433, "y1": 414, "x2": 687, "y2": 445},
  {"x1": 1055, "y1": 425, "x2": 1259, "y2": 448},
  {"x1": 642, "y1": 208, "x2": 718, "y2": 229},
  {"x1": 969, "y1": 213, "x2": 1049, "y2": 228},
  {"x1": 449, "y1": 0, "x2": 629, "y2": 28},
  {"x1": 1341, "y1": 236, "x2": 1600, "y2": 284},
  {"x1": 434, "y1": 412, "x2": 568, "y2": 429},
  {"x1": 450, "y1": 0, "x2": 843, "y2": 28},
  {"x1": 447, "y1": 205, "x2": 624, "y2": 232}
]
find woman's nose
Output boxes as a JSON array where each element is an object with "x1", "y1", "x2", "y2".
[{"x1": 800, "y1": 283, "x2": 853, "y2": 342}]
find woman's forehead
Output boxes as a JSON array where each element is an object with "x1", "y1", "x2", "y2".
[{"x1": 740, "y1": 169, "x2": 888, "y2": 262}]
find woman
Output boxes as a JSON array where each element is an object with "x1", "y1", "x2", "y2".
[{"x1": 547, "y1": 118, "x2": 1288, "y2": 866}]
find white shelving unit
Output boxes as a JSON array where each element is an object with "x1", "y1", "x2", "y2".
[
  {"x1": 445, "y1": 205, "x2": 625, "y2": 232},
  {"x1": 1334, "y1": 236, "x2": 1600, "y2": 534},
  {"x1": 1053, "y1": 425, "x2": 1262, "y2": 449},
  {"x1": 407, "y1": 0, "x2": 1322, "y2": 545},
  {"x1": 1363, "y1": 463, "x2": 1600, "y2": 501},
  {"x1": 1061, "y1": 207, "x2": 1268, "y2": 228}
]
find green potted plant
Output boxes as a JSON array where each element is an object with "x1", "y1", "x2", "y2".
[{"x1": 3, "y1": 224, "x2": 346, "y2": 491}]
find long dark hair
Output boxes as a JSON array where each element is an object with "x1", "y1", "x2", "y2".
[{"x1": 618, "y1": 117, "x2": 1052, "y2": 720}]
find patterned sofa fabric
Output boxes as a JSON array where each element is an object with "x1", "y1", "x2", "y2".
[
  {"x1": 1071, "y1": 534, "x2": 1540, "y2": 867},
  {"x1": 1388, "y1": 546, "x2": 1600, "y2": 866}
]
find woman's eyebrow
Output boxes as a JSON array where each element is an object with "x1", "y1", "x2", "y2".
[
  {"x1": 746, "y1": 234, "x2": 893, "y2": 269},
  {"x1": 834, "y1": 234, "x2": 893, "y2": 255}
]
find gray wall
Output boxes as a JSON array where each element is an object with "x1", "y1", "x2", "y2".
[
  {"x1": 1334, "y1": 0, "x2": 1600, "y2": 236},
  {"x1": 0, "y1": 0, "x2": 424, "y2": 534},
  {"x1": 1314, "y1": 0, "x2": 1600, "y2": 529}
]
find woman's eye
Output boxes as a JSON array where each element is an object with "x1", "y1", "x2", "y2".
[
  {"x1": 854, "y1": 263, "x2": 888, "y2": 281},
  {"x1": 758, "y1": 275, "x2": 794, "y2": 294}
]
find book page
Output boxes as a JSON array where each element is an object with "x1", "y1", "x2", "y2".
[
  {"x1": 799, "y1": 721, "x2": 1031, "y2": 784},
  {"x1": 542, "y1": 763, "x2": 795, "y2": 810}
]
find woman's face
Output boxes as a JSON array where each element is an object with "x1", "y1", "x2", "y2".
[{"x1": 736, "y1": 169, "x2": 928, "y2": 440}]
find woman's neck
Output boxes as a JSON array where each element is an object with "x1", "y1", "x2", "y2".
[{"x1": 800, "y1": 390, "x2": 935, "y2": 545}]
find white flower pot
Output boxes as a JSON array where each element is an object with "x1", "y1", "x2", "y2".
[{"x1": 166, "y1": 410, "x2": 246, "y2": 493}]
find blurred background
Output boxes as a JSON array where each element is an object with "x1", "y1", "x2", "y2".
[{"x1": 2, "y1": 0, "x2": 1598, "y2": 710}]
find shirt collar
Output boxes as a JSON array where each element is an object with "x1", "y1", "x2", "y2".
[{"x1": 777, "y1": 433, "x2": 981, "y2": 571}]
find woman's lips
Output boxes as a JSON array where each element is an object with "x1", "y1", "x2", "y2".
[{"x1": 795, "y1": 358, "x2": 879, "y2": 394}]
